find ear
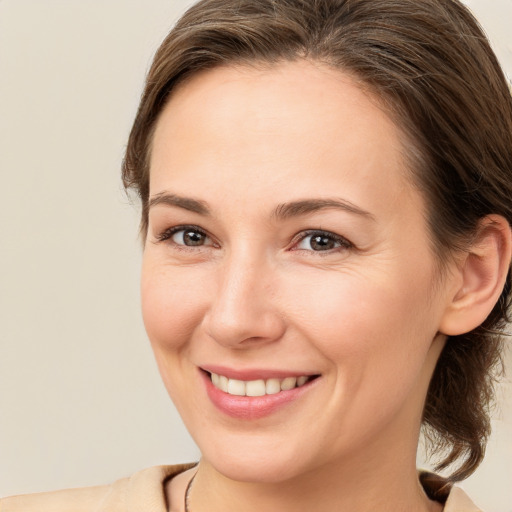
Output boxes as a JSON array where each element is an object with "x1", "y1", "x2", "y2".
[{"x1": 439, "y1": 214, "x2": 512, "y2": 336}]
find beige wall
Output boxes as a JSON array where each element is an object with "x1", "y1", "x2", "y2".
[{"x1": 0, "y1": 1, "x2": 510, "y2": 510}]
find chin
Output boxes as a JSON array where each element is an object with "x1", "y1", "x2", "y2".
[
  {"x1": 209, "y1": 454, "x2": 303, "y2": 484},
  {"x1": 196, "y1": 432, "x2": 318, "y2": 484}
]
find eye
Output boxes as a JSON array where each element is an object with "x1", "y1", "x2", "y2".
[
  {"x1": 173, "y1": 228, "x2": 208, "y2": 246},
  {"x1": 294, "y1": 230, "x2": 352, "y2": 252},
  {"x1": 156, "y1": 225, "x2": 213, "y2": 247}
]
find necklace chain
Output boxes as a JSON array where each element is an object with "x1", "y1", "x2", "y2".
[{"x1": 184, "y1": 472, "x2": 196, "y2": 512}]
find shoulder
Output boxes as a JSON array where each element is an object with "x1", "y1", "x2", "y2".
[
  {"x1": 419, "y1": 472, "x2": 483, "y2": 512},
  {"x1": 0, "y1": 483, "x2": 113, "y2": 512},
  {"x1": 444, "y1": 486, "x2": 483, "y2": 512},
  {"x1": 0, "y1": 463, "x2": 195, "y2": 512}
]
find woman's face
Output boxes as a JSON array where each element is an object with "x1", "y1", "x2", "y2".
[{"x1": 142, "y1": 61, "x2": 458, "y2": 482}]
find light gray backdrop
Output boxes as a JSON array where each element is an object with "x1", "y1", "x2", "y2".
[{"x1": 0, "y1": 1, "x2": 511, "y2": 511}]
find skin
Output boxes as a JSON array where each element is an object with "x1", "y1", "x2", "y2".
[{"x1": 141, "y1": 60, "x2": 464, "y2": 512}]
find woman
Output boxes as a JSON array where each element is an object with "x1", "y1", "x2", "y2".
[{"x1": 2, "y1": 0, "x2": 511, "y2": 511}]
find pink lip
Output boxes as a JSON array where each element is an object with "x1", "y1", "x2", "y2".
[{"x1": 200, "y1": 369, "x2": 319, "y2": 420}]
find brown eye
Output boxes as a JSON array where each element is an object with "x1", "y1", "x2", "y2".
[
  {"x1": 309, "y1": 234, "x2": 337, "y2": 251},
  {"x1": 171, "y1": 228, "x2": 209, "y2": 246},
  {"x1": 295, "y1": 230, "x2": 351, "y2": 252}
]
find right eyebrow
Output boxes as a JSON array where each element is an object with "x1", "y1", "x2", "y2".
[{"x1": 147, "y1": 192, "x2": 210, "y2": 216}]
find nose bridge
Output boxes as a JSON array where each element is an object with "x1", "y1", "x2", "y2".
[
  {"x1": 204, "y1": 244, "x2": 284, "y2": 347},
  {"x1": 220, "y1": 248, "x2": 260, "y2": 309}
]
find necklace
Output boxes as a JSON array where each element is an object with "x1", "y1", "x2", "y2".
[{"x1": 184, "y1": 472, "x2": 196, "y2": 512}]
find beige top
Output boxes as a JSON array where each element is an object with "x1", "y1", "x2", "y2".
[{"x1": 0, "y1": 464, "x2": 482, "y2": 511}]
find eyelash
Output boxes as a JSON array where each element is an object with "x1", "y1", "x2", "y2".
[{"x1": 155, "y1": 225, "x2": 353, "y2": 254}]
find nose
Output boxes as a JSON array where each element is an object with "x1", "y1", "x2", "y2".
[{"x1": 202, "y1": 250, "x2": 286, "y2": 348}]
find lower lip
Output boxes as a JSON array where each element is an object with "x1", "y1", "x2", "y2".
[{"x1": 201, "y1": 371, "x2": 318, "y2": 420}]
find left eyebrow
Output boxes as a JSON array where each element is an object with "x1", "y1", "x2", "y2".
[{"x1": 272, "y1": 198, "x2": 376, "y2": 222}]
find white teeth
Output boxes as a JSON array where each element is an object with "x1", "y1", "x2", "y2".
[
  {"x1": 280, "y1": 377, "x2": 297, "y2": 391},
  {"x1": 266, "y1": 378, "x2": 281, "y2": 395},
  {"x1": 246, "y1": 379, "x2": 266, "y2": 397},
  {"x1": 227, "y1": 379, "x2": 246, "y2": 396},
  {"x1": 210, "y1": 373, "x2": 312, "y2": 396},
  {"x1": 219, "y1": 375, "x2": 229, "y2": 392},
  {"x1": 297, "y1": 376, "x2": 308, "y2": 387}
]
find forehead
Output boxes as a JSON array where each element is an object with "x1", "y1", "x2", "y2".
[{"x1": 149, "y1": 60, "x2": 419, "y2": 219}]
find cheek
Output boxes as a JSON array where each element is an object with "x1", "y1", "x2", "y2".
[
  {"x1": 140, "y1": 262, "x2": 212, "y2": 415},
  {"x1": 284, "y1": 268, "x2": 440, "y2": 441},
  {"x1": 286, "y1": 265, "x2": 438, "y2": 372},
  {"x1": 140, "y1": 262, "x2": 209, "y2": 350}
]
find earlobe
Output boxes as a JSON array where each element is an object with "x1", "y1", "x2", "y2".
[{"x1": 439, "y1": 215, "x2": 512, "y2": 336}]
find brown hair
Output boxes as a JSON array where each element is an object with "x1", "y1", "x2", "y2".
[{"x1": 122, "y1": 0, "x2": 512, "y2": 483}]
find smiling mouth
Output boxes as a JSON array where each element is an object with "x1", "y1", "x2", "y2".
[{"x1": 209, "y1": 372, "x2": 318, "y2": 397}]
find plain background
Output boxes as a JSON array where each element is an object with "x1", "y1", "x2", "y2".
[{"x1": 0, "y1": 1, "x2": 511, "y2": 510}]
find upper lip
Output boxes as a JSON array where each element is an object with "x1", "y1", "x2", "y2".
[{"x1": 200, "y1": 365, "x2": 319, "y2": 381}]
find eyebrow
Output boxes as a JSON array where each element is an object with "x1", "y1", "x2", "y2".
[
  {"x1": 148, "y1": 192, "x2": 375, "y2": 221},
  {"x1": 272, "y1": 198, "x2": 376, "y2": 221},
  {"x1": 148, "y1": 193, "x2": 210, "y2": 215}
]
